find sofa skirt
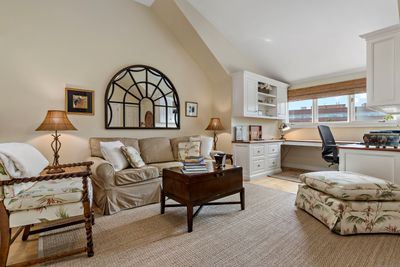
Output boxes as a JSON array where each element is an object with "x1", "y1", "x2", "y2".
[
  {"x1": 92, "y1": 177, "x2": 162, "y2": 215},
  {"x1": 295, "y1": 184, "x2": 400, "y2": 235}
]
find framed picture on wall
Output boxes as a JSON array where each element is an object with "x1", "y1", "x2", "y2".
[
  {"x1": 65, "y1": 88, "x2": 95, "y2": 115},
  {"x1": 185, "y1": 101, "x2": 198, "y2": 117}
]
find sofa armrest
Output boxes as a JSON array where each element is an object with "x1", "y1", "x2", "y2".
[{"x1": 87, "y1": 157, "x2": 115, "y2": 188}]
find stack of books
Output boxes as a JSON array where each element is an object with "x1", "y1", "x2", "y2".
[{"x1": 181, "y1": 156, "x2": 208, "y2": 174}]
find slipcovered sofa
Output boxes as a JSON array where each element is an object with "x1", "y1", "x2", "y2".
[{"x1": 88, "y1": 136, "x2": 216, "y2": 215}]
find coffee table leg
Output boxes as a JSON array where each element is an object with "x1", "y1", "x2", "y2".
[
  {"x1": 160, "y1": 189, "x2": 165, "y2": 214},
  {"x1": 240, "y1": 188, "x2": 245, "y2": 210},
  {"x1": 187, "y1": 204, "x2": 193, "y2": 233}
]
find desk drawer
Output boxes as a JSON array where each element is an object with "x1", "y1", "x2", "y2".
[
  {"x1": 268, "y1": 158, "x2": 279, "y2": 168},
  {"x1": 252, "y1": 159, "x2": 265, "y2": 173},
  {"x1": 268, "y1": 144, "x2": 280, "y2": 154},
  {"x1": 252, "y1": 145, "x2": 265, "y2": 157}
]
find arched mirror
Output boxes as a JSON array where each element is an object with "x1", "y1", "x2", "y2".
[{"x1": 105, "y1": 65, "x2": 180, "y2": 129}]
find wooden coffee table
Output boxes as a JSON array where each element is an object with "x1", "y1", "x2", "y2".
[{"x1": 161, "y1": 164, "x2": 244, "y2": 232}]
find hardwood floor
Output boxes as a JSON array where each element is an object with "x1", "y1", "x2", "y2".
[
  {"x1": 250, "y1": 176, "x2": 299, "y2": 194},
  {"x1": 7, "y1": 228, "x2": 39, "y2": 265},
  {"x1": 6, "y1": 176, "x2": 298, "y2": 265}
]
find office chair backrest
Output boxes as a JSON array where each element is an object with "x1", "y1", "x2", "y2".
[{"x1": 317, "y1": 125, "x2": 336, "y2": 156}]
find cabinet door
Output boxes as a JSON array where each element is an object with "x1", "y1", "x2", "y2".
[
  {"x1": 244, "y1": 76, "x2": 258, "y2": 115},
  {"x1": 367, "y1": 35, "x2": 400, "y2": 107},
  {"x1": 276, "y1": 86, "x2": 288, "y2": 120}
]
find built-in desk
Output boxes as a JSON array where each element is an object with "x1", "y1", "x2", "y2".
[
  {"x1": 338, "y1": 144, "x2": 400, "y2": 184},
  {"x1": 283, "y1": 139, "x2": 357, "y2": 147},
  {"x1": 281, "y1": 140, "x2": 358, "y2": 171}
]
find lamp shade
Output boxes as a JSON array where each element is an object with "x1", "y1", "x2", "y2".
[
  {"x1": 281, "y1": 123, "x2": 291, "y2": 132},
  {"x1": 36, "y1": 110, "x2": 77, "y2": 131},
  {"x1": 205, "y1": 118, "x2": 225, "y2": 131}
]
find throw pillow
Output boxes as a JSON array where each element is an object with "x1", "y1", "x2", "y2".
[
  {"x1": 190, "y1": 136, "x2": 213, "y2": 159},
  {"x1": 0, "y1": 143, "x2": 49, "y2": 178},
  {"x1": 178, "y1": 141, "x2": 201, "y2": 161},
  {"x1": 120, "y1": 146, "x2": 145, "y2": 168},
  {"x1": 100, "y1": 141, "x2": 129, "y2": 171}
]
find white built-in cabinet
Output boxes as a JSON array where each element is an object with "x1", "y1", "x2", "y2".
[
  {"x1": 361, "y1": 25, "x2": 400, "y2": 114},
  {"x1": 232, "y1": 141, "x2": 283, "y2": 181},
  {"x1": 339, "y1": 148, "x2": 400, "y2": 185},
  {"x1": 232, "y1": 71, "x2": 289, "y2": 120}
]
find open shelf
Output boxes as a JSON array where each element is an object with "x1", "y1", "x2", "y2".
[
  {"x1": 258, "y1": 102, "x2": 276, "y2": 107},
  {"x1": 257, "y1": 92, "x2": 276, "y2": 98}
]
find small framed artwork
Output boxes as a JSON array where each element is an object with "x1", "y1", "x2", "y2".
[
  {"x1": 185, "y1": 101, "x2": 198, "y2": 117},
  {"x1": 65, "y1": 88, "x2": 94, "y2": 115}
]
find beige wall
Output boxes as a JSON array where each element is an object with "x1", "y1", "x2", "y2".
[{"x1": 0, "y1": 0, "x2": 215, "y2": 163}]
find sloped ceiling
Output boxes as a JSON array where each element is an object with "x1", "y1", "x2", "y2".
[{"x1": 188, "y1": 0, "x2": 399, "y2": 83}]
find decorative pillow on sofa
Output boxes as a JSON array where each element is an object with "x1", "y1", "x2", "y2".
[
  {"x1": 190, "y1": 136, "x2": 213, "y2": 159},
  {"x1": 178, "y1": 141, "x2": 201, "y2": 161},
  {"x1": 100, "y1": 141, "x2": 129, "y2": 171},
  {"x1": 121, "y1": 146, "x2": 145, "y2": 168}
]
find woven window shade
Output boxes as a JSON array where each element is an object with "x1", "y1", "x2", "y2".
[{"x1": 288, "y1": 78, "x2": 366, "y2": 101}]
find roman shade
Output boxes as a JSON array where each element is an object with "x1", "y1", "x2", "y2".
[{"x1": 288, "y1": 78, "x2": 366, "y2": 101}]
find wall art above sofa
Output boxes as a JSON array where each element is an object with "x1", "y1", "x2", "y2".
[{"x1": 105, "y1": 65, "x2": 180, "y2": 129}]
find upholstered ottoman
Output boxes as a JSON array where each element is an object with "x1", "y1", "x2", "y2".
[{"x1": 295, "y1": 171, "x2": 400, "y2": 235}]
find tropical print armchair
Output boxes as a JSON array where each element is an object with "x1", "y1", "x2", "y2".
[{"x1": 0, "y1": 161, "x2": 94, "y2": 267}]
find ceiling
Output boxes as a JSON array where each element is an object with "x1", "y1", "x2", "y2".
[{"x1": 188, "y1": 0, "x2": 399, "y2": 83}]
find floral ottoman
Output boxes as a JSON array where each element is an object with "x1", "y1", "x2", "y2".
[{"x1": 295, "y1": 171, "x2": 400, "y2": 235}]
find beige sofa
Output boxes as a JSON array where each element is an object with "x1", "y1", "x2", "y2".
[{"x1": 88, "y1": 136, "x2": 215, "y2": 215}]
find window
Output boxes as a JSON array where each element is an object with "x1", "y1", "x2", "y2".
[
  {"x1": 288, "y1": 100, "x2": 313, "y2": 123},
  {"x1": 288, "y1": 93, "x2": 388, "y2": 125},
  {"x1": 353, "y1": 93, "x2": 385, "y2": 121},
  {"x1": 317, "y1": 96, "x2": 348, "y2": 122}
]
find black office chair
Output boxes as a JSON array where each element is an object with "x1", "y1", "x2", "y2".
[{"x1": 317, "y1": 125, "x2": 339, "y2": 166}]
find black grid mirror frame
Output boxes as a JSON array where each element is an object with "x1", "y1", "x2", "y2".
[{"x1": 105, "y1": 65, "x2": 181, "y2": 129}]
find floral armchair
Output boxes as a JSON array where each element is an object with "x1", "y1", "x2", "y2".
[{"x1": 0, "y1": 161, "x2": 94, "y2": 266}]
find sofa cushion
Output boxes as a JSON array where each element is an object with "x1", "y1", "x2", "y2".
[
  {"x1": 114, "y1": 166, "x2": 159, "y2": 186},
  {"x1": 300, "y1": 171, "x2": 400, "y2": 201},
  {"x1": 139, "y1": 137, "x2": 174, "y2": 163},
  {"x1": 90, "y1": 138, "x2": 140, "y2": 158},
  {"x1": 190, "y1": 135, "x2": 213, "y2": 159},
  {"x1": 149, "y1": 161, "x2": 183, "y2": 175},
  {"x1": 121, "y1": 146, "x2": 145, "y2": 168},
  {"x1": 170, "y1": 136, "x2": 190, "y2": 160},
  {"x1": 178, "y1": 141, "x2": 201, "y2": 161},
  {"x1": 100, "y1": 141, "x2": 129, "y2": 171},
  {"x1": 4, "y1": 177, "x2": 91, "y2": 211}
]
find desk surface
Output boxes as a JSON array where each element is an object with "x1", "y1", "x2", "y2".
[
  {"x1": 338, "y1": 144, "x2": 400, "y2": 152},
  {"x1": 283, "y1": 139, "x2": 357, "y2": 147}
]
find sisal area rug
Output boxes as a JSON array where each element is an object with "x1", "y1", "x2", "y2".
[{"x1": 41, "y1": 184, "x2": 400, "y2": 267}]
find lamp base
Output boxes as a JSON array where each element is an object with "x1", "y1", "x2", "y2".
[{"x1": 46, "y1": 167, "x2": 65, "y2": 174}]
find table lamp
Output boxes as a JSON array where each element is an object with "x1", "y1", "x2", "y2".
[
  {"x1": 36, "y1": 110, "x2": 77, "y2": 174},
  {"x1": 279, "y1": 122, "x2": 291, "y2": 140},
  {"x1": 205, "y1": 118, "x2": 225, "y2": 150}
]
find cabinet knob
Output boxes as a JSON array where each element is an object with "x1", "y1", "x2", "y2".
[{"x1": 257, "y1": 164, "x2": 260, "y2": 167}]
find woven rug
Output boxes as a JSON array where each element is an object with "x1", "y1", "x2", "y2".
[{"x1": 40, "y1": 184, "x2": 400, "y2": 267}]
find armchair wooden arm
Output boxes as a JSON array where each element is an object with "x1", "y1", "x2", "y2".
[{"x1": 0, "y1": 161, "x2": 93, "y2": 186}]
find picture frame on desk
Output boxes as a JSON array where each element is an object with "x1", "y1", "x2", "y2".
[{"x1": 249, "y1": 125, "x2": 262, "y2": 141}]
